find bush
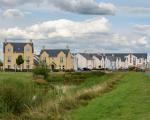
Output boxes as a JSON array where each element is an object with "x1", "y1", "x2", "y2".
[
  {"x1": 128, "y1": 66, "x2": 136, "y2": 71},
  {"x1": 33, "y1": 63, "x2": 49, "y2": 79}
]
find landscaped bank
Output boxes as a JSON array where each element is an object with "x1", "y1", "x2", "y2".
[
  {"x1": 0, "y1": 71, "x2": 120, "y2": 120},
  {"x1": 70, "y1": 72, "x2": 150, "y2": 120},
  {"x1": 0, "y1": 72, "x2": 149, "y2": 120}
]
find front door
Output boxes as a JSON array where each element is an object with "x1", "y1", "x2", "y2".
[{"x1": 51, "y1": 64, "x2": 55, "y2": 71}]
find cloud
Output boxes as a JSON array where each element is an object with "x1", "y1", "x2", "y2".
[
  {"x1": 133, "y1": 24, "x2": 150, "y2": 37},
  {"x1": 0, "y1": 0, "x2": 42, "y2": 7},
  {"x1": 0, "y1": 17, "x2": 110, "y2": 39},
  {"x1": 121, "y1": 6, "x2": 150, "y2": 15},
  {"x1": 0, "y1": 17, "x2": 149, "y2": 54},
  {"x1": 48, "y1": 0, "x2": 116, "y2": 15},
  {"x1": 134, "y1": 24, "x2": 150, "y2": 30},
  {"x1": 0, "y1": 0, "x2": 116, "y2": 15},
  {"x1": 3, "y1": 9, "x2": 24, "y2": 18}
]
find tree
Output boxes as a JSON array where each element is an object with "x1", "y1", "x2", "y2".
[{"x1": 16, "y1": 55, "x2": 24, "y2": 71}]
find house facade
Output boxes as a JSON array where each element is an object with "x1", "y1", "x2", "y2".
[
  {"x1": 74, "y1": 53, "x2": 147, "y2": 70},
  {"x1": 3, "y1": 40, "x2": 34, "y2": 70},
  {"x1": 75, "y1": 53, "x2": 94, "y2": 69},
  {"x1": 40, "y1": 49, "x2": 73, "y2": 70}
]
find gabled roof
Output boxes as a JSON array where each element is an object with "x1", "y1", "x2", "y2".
[
  {"x1": 132, "y1": 53, "x2": 147, "y2": 59},
  {"x1": 107, "y1": 56, "x2": 117, "y2": 61},
  {"x1": 3, "y1": 42, "x2": 34, "y2": 53},
  {"x1": 105, "y1": 53, "x2": 147, "y2": 61},
  {"x1": 93, "y1": 54, "x2": 103, "y2": 60},
  {"x1": 78, "y1": 53, "x2": 147, "y2": 62},
  {"x1": 79, "y1": 53, "x2": 94, "y2": 60},
  {"x1": 40, "y1": 49, "x2": 70, "y2": 57}
]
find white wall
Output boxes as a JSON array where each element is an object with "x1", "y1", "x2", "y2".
[{"x1": 76, "y1": 54, "x2": 87, "y2": 69}]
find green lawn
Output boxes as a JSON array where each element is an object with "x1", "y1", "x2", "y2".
[
  {"x1": 70, "y1": 72, "x2": 150, "y2": 120},
  {"x1": 0, "y1": 72, "x2": 32, "y2": 83}
]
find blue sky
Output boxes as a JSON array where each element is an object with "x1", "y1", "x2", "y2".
[{"x1": 0, "y1": 0, "x2": 150, "y2": 59}]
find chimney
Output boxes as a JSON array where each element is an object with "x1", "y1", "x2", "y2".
[
  {"x1": 66, "y1": 45, "x2": 69, "y2": 50},
  {"x1": 29, "y1": 39, "x2": 32, "y2": 43},
  {"x1": 4, "y1": 38, "x2": 7, "y2": 43},
  {"x1": 42, "y1": 46, "x2": 45, "y2": 50}
]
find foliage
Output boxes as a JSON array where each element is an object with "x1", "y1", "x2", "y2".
[
  {"x1": 0, "y1": 60, "x2": 3, "y2": 67},
  {"x1": 33, "y1": 62, "x2": 49, "y2": 79},
  {"x1": 0, "y1": 71, "x2": 112, "y2": 119},
  {"x1": 0, "y1": 79, "x2": 44, "y2": 115},
  {"x1": 16, "y1": 55, "x2": 24, "y2": 66}
]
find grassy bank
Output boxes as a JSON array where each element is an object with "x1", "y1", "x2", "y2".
[
  {"x1": 0, "y1": 71, "x2": 112, "y2": 120},
  {"x1": 70, "y1": 72, "x2": 150, "y2": 120}
]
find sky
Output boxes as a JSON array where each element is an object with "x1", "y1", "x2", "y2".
[{"x1": 0, "y1": 0, "x2": 150, "y2": 60}]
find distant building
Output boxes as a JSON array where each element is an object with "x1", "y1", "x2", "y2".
[
  {"x1": 33, "y1": 54, "x2": 40, "y2": 66},
  {"x1": 40, "y1": 49, "x2": 73, "y2": 70},
  {"x1": 76, "y1": 53, "x2": 94, "y2": 69},
  {"x1": 3, "y1": 40, "x2": 34, "y2": 70},
  {"x1": 74, "y1": 53, "x2": 147, "y2": 70}
]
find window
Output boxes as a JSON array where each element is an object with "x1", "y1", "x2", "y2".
[
  {"x1": 43, "y1": 57, "x2": 46, "y2": 63},
  {"x1": 8, "y1": 48, "x2": 11, "y2": 52},
  {"x1": 26, "y1": 47, "x2": 30, "y2": 52},
  {"x1": 26, "y1": 56, "x2": 30, "y2": 63},
  {"x1": 8, "y1": 56, "x2": 11, "y2": 62},
  {"x1": 139, "y1": 59, "x2": 142, "y2": 63},
  {"x1": 130, "y1": 54, "x2": 132, "y2": 63},
  {"x1": 133, "y1": 58, "x2": 136, "y2": 65},
  {"x1": 63, "y1": 65, "x2": 65, "y2": 70},
  {"x1": 60, "y1": 57, "x2": 64, "y2": 63}
]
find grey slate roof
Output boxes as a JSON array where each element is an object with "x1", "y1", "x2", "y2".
[
  {"x1": 79, "y1": 53, "x2": 94, "y2": 60},
  {"x1": 132, "y1": 53, "x2": 147, "y2": 59},
  {"x1": 3, "y1": 42, "x2": 34, "y2": 53},
  {"x1": 93, "y1": 54, "x2": 103, "y2": 60},
  {"x1": 79, "y1": 53, "x2": 147, "y2": 61},
  {"x1": 107, "y1": 56, "x2": 117, "y2": 61},
  {"x1": 105, "y1": 53, "x2": 147, "y2": 61},
  {"x1": 40, "y1": 49, "x2": 70, "y2": 57}
]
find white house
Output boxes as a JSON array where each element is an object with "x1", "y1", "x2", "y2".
[
  {"x1": 75, "y1": 53, "x2": 94, "y2": 69},
  {"x1": 74, "y1": 53, "x2": 147, "y2": 70},
  {"x1": 93, "y1": 54, "x2": 102, "y2": 69}
]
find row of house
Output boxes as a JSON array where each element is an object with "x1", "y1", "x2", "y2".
[
  {"x1": 2, "y1": 40, "x2": 148, "y2": 71},
  {"x1": 3, "y1": 40, "x2": 73, "y2": 70},
  {"x1": 74, "y1": 53, "x2": 147, "y2": 70}
]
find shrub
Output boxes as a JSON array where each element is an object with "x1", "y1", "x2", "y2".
[
  {"x1": 128, "y1": 66, "x2": 136, "y2": 71},
  {"x1": 33, "y1": 63, "x2": 49, "y2": 79}
]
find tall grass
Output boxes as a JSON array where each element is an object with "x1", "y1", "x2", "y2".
[
  {"x1": 0, "y1": 79, "x2": 45, "y2": 116},
  {"x1": 20, "y1": 72, "x2": 123, "y2": 120},
  {"x1": 0, "y1": 71, "x2": 121, "y2": 120}
]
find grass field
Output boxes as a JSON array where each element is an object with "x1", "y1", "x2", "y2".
[
  {"x1": 0, "y1": 71, "x2": 111, "y2": 119},
  {"x1": 70, "y1": 72, "x2": 150, "y2": 120},
  {"x1": 0, "y1": 71, "x2": 149, "y2": 120}
]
